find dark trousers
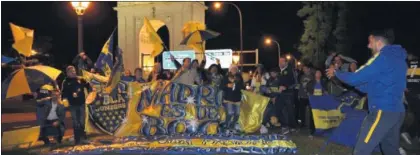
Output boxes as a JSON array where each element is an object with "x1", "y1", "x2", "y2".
[
  {"x1": 69, "y1": 105, "x2": 87, "y2": 144},
  {"x1": 353, "y1": 110, "x2": 405, "y2": 155},
  {"x1": 223, "y1": 102, "x2": 240, "y2": 129},
  {"x1": 406, "y1": 93, "x2": 420, "y2": 138},
  {"x1": 40, "y1": 119, "x2": 63, "y2": 144},
  {"x1": 296, "y1": 98, "x2": 309, "y2": 127},
  {"x1": 276, "y1": 93, "x2": 298, "y2": 129},
  {"x1": 263, "y1": 102, "x2": 276, "y2": 125}
]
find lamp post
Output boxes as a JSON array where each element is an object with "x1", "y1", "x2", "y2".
[
  {"x1": 214, "y1": 2, "x2": 243, "y2": 71},
  {"x1": 71, "y1": 2, "x2": 90, "y2": 53},
  {"x1": 264, "y1": 37, "x2": 281, "y2": 58}
]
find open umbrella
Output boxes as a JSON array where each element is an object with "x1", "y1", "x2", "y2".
[
  {"x1": 1, "y1": 55, "x2": 15, "y2": 65},
  {"x1": 180, "y1": 29, "x2": 220, "y2": 53},
  {"x1": 1, "y1": 65, "x2": 62, "y2": 99},
  {"x1": 10, "y1": 23, "x2": 36, "y2": 57}
]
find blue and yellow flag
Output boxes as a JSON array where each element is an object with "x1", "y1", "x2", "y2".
[
  {"x1": 95, "y1": 28, "x2": 116, "y2": 77},
  {"x1": 144, "y1": 17, "x2": 164, "y2": 57},
  {"x1": 104, "y1": 47, "x2": 124, "y2": 94}
]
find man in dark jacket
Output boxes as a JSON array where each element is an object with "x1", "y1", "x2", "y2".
[
  {"x1": 403, "y1": 53, "x2": 420, "y2": 144},
  {"x1": 61, "y1": 65, "x2": 90, "y2": 145},
  {"x1": 327, "y1": 29, "x2": 407, "y2": 155},
  {"x1": 36, "y1": 85, "x2": 66, "y2": 145},
  {"x1": 276, "y1": 57, "x2": 298, "y2": 134}
]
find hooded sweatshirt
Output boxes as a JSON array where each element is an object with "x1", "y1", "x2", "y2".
[{"x1": 335, "y1": 45, "x2": 407, "y2": 112}]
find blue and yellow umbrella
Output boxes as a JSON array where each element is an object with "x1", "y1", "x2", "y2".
[
  {"x1": 1, "y1": 65, "x2": 62, "y2": 99},
  {"x1": 180, "y1": 29, "x2": 220, "y2": 53}
]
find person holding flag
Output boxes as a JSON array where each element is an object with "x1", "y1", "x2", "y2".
[{"x1": 326, "y1": 29, "x2": 407, "y2": 155}]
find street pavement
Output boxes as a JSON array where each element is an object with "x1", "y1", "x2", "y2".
[{"x1": 2, "y1": 98, "x2": 73, "y2": 137}]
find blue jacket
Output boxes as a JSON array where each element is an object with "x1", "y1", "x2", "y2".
[{"x1": 335, "y1": 45, "x2": 407, "y2": 112}]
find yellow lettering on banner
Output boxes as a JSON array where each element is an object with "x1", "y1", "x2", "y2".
[
  {"x1": 55, "y1": 138, "x2": 297, "y2": 153},
  {"x1": 312, "y1": 109, "x2": 344, "y2": 129}
]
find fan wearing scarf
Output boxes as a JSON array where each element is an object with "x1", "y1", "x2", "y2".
[{"x1": 326, "y1": 29, "x2": 407, "y2": 155}]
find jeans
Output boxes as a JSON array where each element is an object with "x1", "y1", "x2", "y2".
[
  {"x1": 353, "y1": 110, "x2": 405, "y2": 155},
  {"x1": 223, "y1": 102, "x2": 240, "y2": 129},
  {"x1": 276, "y1": 93, "x2": 298, "y2": 129},
  {"x1": 69, "y1": 105, "x2": 86, "y2": 143}
]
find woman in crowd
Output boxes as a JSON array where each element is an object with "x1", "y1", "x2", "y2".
[
  {"x1": 206, "y1": 62, "x2": 224, "y2": 87},
  {"x1": 134, "y1": 68, "x2": 146, "y2": 83},
  {"x1": 220, "y1": 64, "x2": 244, "y2": 132},
  {"x1": 250, "y1": 64, "x2": 269, "y2": 94},
  {"x1": 306, "y1": 69, "x2": 328, "y2": 135}
]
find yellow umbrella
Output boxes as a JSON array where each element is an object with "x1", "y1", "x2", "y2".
[
  {"x1": 10, "y1": 23, "x2": 35, "y2": 57},
  {"x1": 1, "y1": 65, "x2": 62, "y2": 99}
]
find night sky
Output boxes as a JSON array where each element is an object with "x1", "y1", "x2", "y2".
[{"x1": 2, "y1": 1, "x2": 420, "y2": 71}]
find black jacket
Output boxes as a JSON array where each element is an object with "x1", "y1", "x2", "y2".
[
  {"x1": 278, "y1": 65, "x2": 296, "y2": 91},
  {"x1": 220, "y1": 73, "x2": 244, "y2": 102},
  {"x1": 61, "y1": 77, "x2": 90, "y2": 106}
]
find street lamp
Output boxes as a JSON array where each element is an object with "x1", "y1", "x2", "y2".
[
  {"x1": 286, "y1": 54, "x2": 291, "y2": 60},
  {"x1": 71, "y1": 2, "x2": 90, "y2": 53},
  {"x1": 264, "y1": 37, "x2": 281, "y2": 58},
  {"x1": 213, "y1": 2, "x2": 243, "y2": 71}
]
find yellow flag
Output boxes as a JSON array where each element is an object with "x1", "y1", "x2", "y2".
[
  {"x1": 10, "y1": 23, "x2": 35, "y2": 57},
  {"x1": 239, "y1": 90, "x2": 270, "y2": 133},
  {"x1": 144, "y1": 17, "x2": 164, "y2": 57}
]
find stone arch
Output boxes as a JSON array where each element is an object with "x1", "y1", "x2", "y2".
[
  {"x1": 138, "y1": 19, "x2": 169, "y2": 70},
  {"x1": 114, "y1": 2, "x2": 206, "y2": 72}
]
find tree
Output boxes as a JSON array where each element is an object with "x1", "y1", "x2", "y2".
[
  {"x1": 298, "y1": 2, "x2": 348, "y2": 68},
  {"x1": 333, "y1": 2, "x2": 349, "y2": 55}
]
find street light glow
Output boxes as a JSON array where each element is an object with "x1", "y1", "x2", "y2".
[
  {"x1": 264, "y1": 38, "x2": 272, "y2": 45},
  {"x1": 286, "y1": 55, "x2": 291, "y2": 60},
  {"x1": 214, "y1": 2, "x2": 222, "y2": 9},
  {"x1": 71, "y1": 1, "x2": 90, "y2": 15},
  {"x1": 297, "y1": 61, "x2": 301, "y2": 66}
]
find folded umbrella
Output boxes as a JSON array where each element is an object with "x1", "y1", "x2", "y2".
[{"x1": 1, "y1": 65, "x2": 62, "y2": 99}]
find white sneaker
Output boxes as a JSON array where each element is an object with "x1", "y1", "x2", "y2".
[
  {"x1": 399, "y1": 147, "x2": 407, "y2": 155},
  {"x1": 401, "y1": 132, "x2": 412, "y2": 145},
  {"x1": 260, "y1": 125, "x2": 268, "y2": 134}
]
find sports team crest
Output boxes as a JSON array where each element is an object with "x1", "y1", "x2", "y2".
[{"x1": 87, "y1": 81, "x2": 129, "y2": 135}]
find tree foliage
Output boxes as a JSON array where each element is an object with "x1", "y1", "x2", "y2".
[{"x1": 297, "y1": 2, "x2": 349, "y2": 68}]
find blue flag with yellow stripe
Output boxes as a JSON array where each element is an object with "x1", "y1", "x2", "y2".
[{"x1": 95, "y1": 29, "x2": 116, "y2": 77}]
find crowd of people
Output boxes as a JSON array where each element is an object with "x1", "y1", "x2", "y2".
[{"x1": 2, "y1": 31, "x2": 419, "y2": 155}]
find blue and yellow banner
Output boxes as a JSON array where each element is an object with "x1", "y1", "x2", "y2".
[
  {"x1": 309, "y1": 92, "x2": 364, "y2": 133},
  {"x1": 51, "y1": 134, "x2": 297, "y2": 154}
]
